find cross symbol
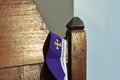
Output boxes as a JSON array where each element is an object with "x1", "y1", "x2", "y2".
[{"x1": 54, "y1": 39, "x2": 61, "y2": 50}]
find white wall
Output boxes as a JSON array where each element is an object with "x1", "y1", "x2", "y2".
[{"x1": 74, "y1": 0, "x2": 120, "y2": 80}]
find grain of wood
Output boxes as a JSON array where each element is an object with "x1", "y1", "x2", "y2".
[
  {"x1": 71, "y1": 30, "x2": 86, "y2": 80},
  {"x1": 0, "y1": 64, "x2": 42, "y2": 80},
  {"x1": 0, "y1": 0, "x2": 49, "y2": 68}
]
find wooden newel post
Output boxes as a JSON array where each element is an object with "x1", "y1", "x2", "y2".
[{"x1": 66, "y1": 17, "x2": 86, "y2": 80}]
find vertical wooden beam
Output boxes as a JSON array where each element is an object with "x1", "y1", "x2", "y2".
[{"x1": 66, "y1": 17, "x2": 86, "y2": 80}]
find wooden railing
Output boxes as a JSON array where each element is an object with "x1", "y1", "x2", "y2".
[{"x1": 66, "y1": 17, "x2": 86, "y2": 80}]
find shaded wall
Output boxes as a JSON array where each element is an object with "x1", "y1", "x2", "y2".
[{"x1": 34, "y1": 0, "x2": 73, "y2": 37}]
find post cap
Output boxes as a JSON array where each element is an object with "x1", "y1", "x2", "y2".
[{"x1": 66, "y1": 17, "x2": 84, "y2": 30}]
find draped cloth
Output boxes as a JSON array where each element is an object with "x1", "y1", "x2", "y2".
[
  {"x1": 43, "y1": 32, "x2": 68, "y2": 80},
  {"x1": 61, "y1": 39, "x2": 68, "y2": 80}
]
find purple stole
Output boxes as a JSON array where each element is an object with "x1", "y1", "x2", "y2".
[{"x1": 43, "y1": 32, "x2": 65, "y2": 80}]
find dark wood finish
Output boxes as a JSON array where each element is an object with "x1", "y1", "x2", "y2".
[
  {"x1": 66, "y1": 17, "x2": 86, "y2": 80},
  {"x1": 0, "y1": 0, "x2": 49, "y2": 68},
  {"x1": 66, "y1": 17, "x2": 84, "y2": 30}
]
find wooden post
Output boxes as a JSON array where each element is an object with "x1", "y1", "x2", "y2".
[{"x1": 66, "y1": 17, "x2": 86, "y2": 80}]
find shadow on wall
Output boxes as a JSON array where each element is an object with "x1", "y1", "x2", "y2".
[{"x1": 34, "y1": 0, "x2": 73, "y2": 37}]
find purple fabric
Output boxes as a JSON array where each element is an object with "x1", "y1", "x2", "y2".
[{"x1": 46, "y1": 32, "x2": 65, "y2": 80}]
